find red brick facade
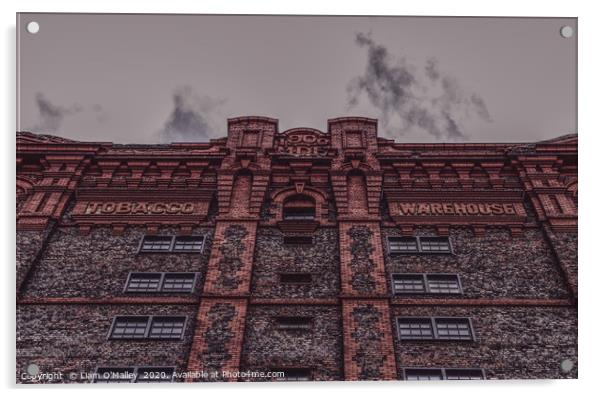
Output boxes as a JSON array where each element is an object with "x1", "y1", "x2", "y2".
[{"x1": 16, "y1": 117, "x2": 577, "y2": 382}]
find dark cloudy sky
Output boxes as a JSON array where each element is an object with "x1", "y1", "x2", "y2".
[{"x1": 17, "y1": 14, "x2": 576, "y2": 144}]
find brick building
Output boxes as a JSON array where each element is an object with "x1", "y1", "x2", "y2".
[{"x1": 16, "y1": 116, "x2": 578, "y2": 382}]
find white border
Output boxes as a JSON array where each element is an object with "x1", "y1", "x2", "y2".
[{"x1": 2, "y1": 1, "x2": 598, "y2": 396}]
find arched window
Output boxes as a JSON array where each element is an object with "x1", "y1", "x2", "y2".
[{"x1": 283, "y1": 194, "x2": 316, "y2": 220}]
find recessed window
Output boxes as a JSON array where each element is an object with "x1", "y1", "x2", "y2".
[
  {"x1": 109, "y1": 316, "x2": 149, "y2": 339},
  {"x1": 161, "y1": 273, "x2": 196, "y2": 293},
  {"x1": 140, "y1": 236, "x2": 173, "y2": 252},
  {"x1": 426, "y1": 275, "x2": 462, "y2": 294},
  {"x1": 283, "y1": 195, "x2": 316, "y2": 220},
  {"x1": 109, "y1": 316, "x2": 186, "y2": 340},
  {"x1": 397, "y1": 318, "x2": 434, "y2": 340},
  {"x1": 275, "y1": 316, "x2": 313, "y2": 330},
  {"x1": 124, "y1": 272, "x2": 197, "y2": 293},
  {"x1": 392, "y1": 274, "x2": 462, "y2": 295},
  {"x1": 404, "y1": 368, "x2": 443, "y2": 380},
  {"x1": 387, "y1": 236, "x2": 452, "y2": 254},
  {"x1": 444, "y1": 369, "x2": 485, "y2": 380},
  {"x1": 274, "y1": 368, "x2": 312, "y2": 381},
  {"x1": 403, "y1": 368, "x2": 485, "y2": 380},
  {"x1": 419, "y1": 237, "x2": 452, "y2": 253},
  {"x1": 388, "y1": 237, "x2": 419, "y2": 253},
  {"x1": 392, "y1": 275, "x2": 426, "y2": 294},
  {"x1": 126, "y1": 273, "x2": 162, "y2": 292},
  {"x1": 279, "y1": 273, "x2": 312, "y2": 284},
  {"x1": 93, "y1": 367, "x2": 175, "y2": 383},
  {"x1": 434, "y1": 318, "x2": 474, "y2": 340},
  {"x1": 139, "y1": 235, "x2": 205, "y2": 253},
  {"x1": 283, "y1": 235, "x2": 313, "y2": 245},
  {"x1": 397, "y1": 317, "x2": 474, "y2": 341},
  {"x1": 172, "y1": 236, "x2": 205, "y2": 252}
]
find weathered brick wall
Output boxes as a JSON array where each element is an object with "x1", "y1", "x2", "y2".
[
  {"x1": 17, "y1": 304, "x2": 197, "y2": 383},
  {"x1": 544, "y1": 226, "x2": 578, "y2": 299},
  {"x1": 16, "y1": 226, "x2": 53, "y2": 291},
  {"x1": 240, "y1": 305, "x2": 343, "y2": 381},
  {"x1": 383, "y1": 227, "x2": 570, "y2": 299},
  {"x1": 20, "y1": 226, "x2": 213, "y2": 298},
  {"x1": 251, "y1": 227, "x2": 340, "y2": 299},
  {"x1": 390, "y1": 305, "x2": 577, "y2": 379}
]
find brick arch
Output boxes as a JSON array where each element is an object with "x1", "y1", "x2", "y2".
[{"x1": 271, "y1": 186, "x2": 329, "y2": 223}]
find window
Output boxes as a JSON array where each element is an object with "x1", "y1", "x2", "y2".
[
  {"x1": 444, "y1": 369, "x2": 485, "y2": 380},
  {"x1": 426, "y1": 275, "x2": 462, "y2": 294},
  {"x1": 283, "y1": 195, "x2": 316, "y2": 220},
  {"x1": 274, "y1": 368, "x2": 312, "y2": 381},
  {"x1": 397, "y1": 318, "x2": 434, "y2": 340},
  {"x1": 93, "y1": 367, "x2": 175, "y2": 383},
  {"x1": 139, "y1": 236, "x2": 173, "y2": 252},
  {"x1": 404, "y1": 369, "x2": 444, "y2": 380},
  {"x1": 419, "y1": 237, "x2": 452, "y2": 253},
  {"x1": 125, "y1": 273, "x2": 162, "y2": 292},
  {"x1": 392, "y1": 275, "x2": 426, "y2": 294},
  {"x1": 403, "y1": 368, "x2": 485, "y2": 381},
  {"x1": 149, "y1": 316, "x2": 186, "y2": 339},
  {"x1": 172, "y1": 236, "x2": 205, "y2": 252},
  {"x1": 283, "y1": 235, "x2": 313, "y2": 245},
  {"x1": 138, "y1": 235, "x2": 205, "y2": 253},
  {"x1": 387, "y1": 236, "x2": 452, "y2": 254},
  {"x1": 435, "y1": 318, "x2": 474, "y2": 340},
  {"x1": 388, "y1": 237, "x2": 419, "y2": 253},
  {"x1": 109, "y1": 316, "x2": 186, "y2": 340},
  {"x1": 279, "y1": 273, "x2": 312, "y2": 284},
  {"x1": 275, "y1": 317, "x2": 313, "y2": 330},
  {"x1": 397, "y1": 317, "x2": 474, "y2": 341},
  {"x1": 161, "y1": 273, "x2": 196, "y2": 293},
  {"x1": 124, "y1": 272, "x2": 197, "y2": 293},
  {"x1": 392, "y1": 274, "x2": 462, "y2": 295}
]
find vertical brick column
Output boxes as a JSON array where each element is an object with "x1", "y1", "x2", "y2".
[
  {"x1": 328, "y1": 117, "x2": 398, "y2": 381},
  {"x1": 186, "y1": 116, "x2": 276, "y2": 381}
]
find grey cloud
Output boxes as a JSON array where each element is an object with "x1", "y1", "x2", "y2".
[
  {"x1": 347, "y1": 32, "x2": 492, "y2": 140},
  {"x1": 159, "y1": 86, "x2": 225, "y2": 142},
  {"x1": 31, "y1": 93, "x2": 82, "y2": 133}
]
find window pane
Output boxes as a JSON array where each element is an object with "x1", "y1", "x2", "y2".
[
  {"x1": 435, "y1": 318, "x2": 473, "y2": 340},
  {"x1": 149, "y1": 316, "x2": 186, "y2": 339},
  {"x1": 427, "y1": 275, "x2": 461, "y2": 294},
  {"x1": 445, "y1": 369, "x2": 484, "y2": 380},
  {"x1": 397, "y1": 318, "x2": 434, "y2": 340},
  {"x1": 405, "y1": 369, "x2": 443, "y2": 380},
  {"x1": 393, "y1": 275, "x2": 426, "y2": 294},
  {"x1": 140, "y1": 236, "x2": 172, "y2": 252},
  {"x1": 135, "y1": 367, "x2": 175, "y2": 383},
  {"x1": 110, "y1": 317, "x2": 149, "y2": 339},
  {"x1": 419, "y1": 237, "x2": 451, "y2": 253},
  {"x1": 388, "y1": 237, "x2": 419, "y2": 253},
  {"x1": 173, "y1": 236, "x2": 204, "y2": 252},
  {"x1": 126, "y1": 273, "x2": 162, "y2": 292},
  {"x1": 276, "y1": 317, "x2": 312, "y2": 330},
  {"x1": 94, "y1": 367, "x2": 136, "y2": 383},
  {"x1": 283, "y1": 207, "x2": 315, "y2": 220},
  {"x1": 161, "y1": 273, "x2": 196, "y2": 292}
]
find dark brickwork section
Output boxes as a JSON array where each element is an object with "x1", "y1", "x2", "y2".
[
  {"x1": 390, "y1": 305, "x2": 577, "y2": 379},
  {"x1": 16, "y1": 225, "x2": 54, "y2": 291},
  {"x1": 544, "y1": 227, "x2": 578, "y2": 299},
  {"x1": 216, "y1": 225, "x2": 249, "y2": 291},
  {"x1": 20, "y1": 226, "x2": 213, "y2": 298},
  {"x1": 347, "y1": 226, "x2": 377, "y2": 294},
  {"x1": 17, "y1": 304, "x2": 196, "y2": 383},
  {"x1": 350, "y1": 305, "x2": 384, "y2": 379},
  {"x1": 383, "y1": 227, "x2": 570, "y2": 299},
  {"x1": 240, "y1": 305, "x2": 343, "y2": 381},
  {"x1": 251, "y1": 227, "x2": 340, "y2": 299},
  {"x1": 198, "y1": 303, "x2": 236, "y2": 378}
]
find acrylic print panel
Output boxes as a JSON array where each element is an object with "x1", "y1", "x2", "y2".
[{"x1": 16, "y1": 13, "x2": 577, "y2": 383}]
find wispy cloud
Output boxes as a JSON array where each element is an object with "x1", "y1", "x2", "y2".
[
  {"x1": 159, "y1": 86, "x2": 225, "y2": 142},
  {"x1": 30, "y1": 93, "x2": 82, "y2": 133},
  {"x1": 347, "y1": 32, "x2": 492, "y2": 140}
]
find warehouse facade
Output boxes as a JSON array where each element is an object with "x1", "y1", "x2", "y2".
[{"x1": 16, "y1": 117, "x2": 578, "y2": 382}]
